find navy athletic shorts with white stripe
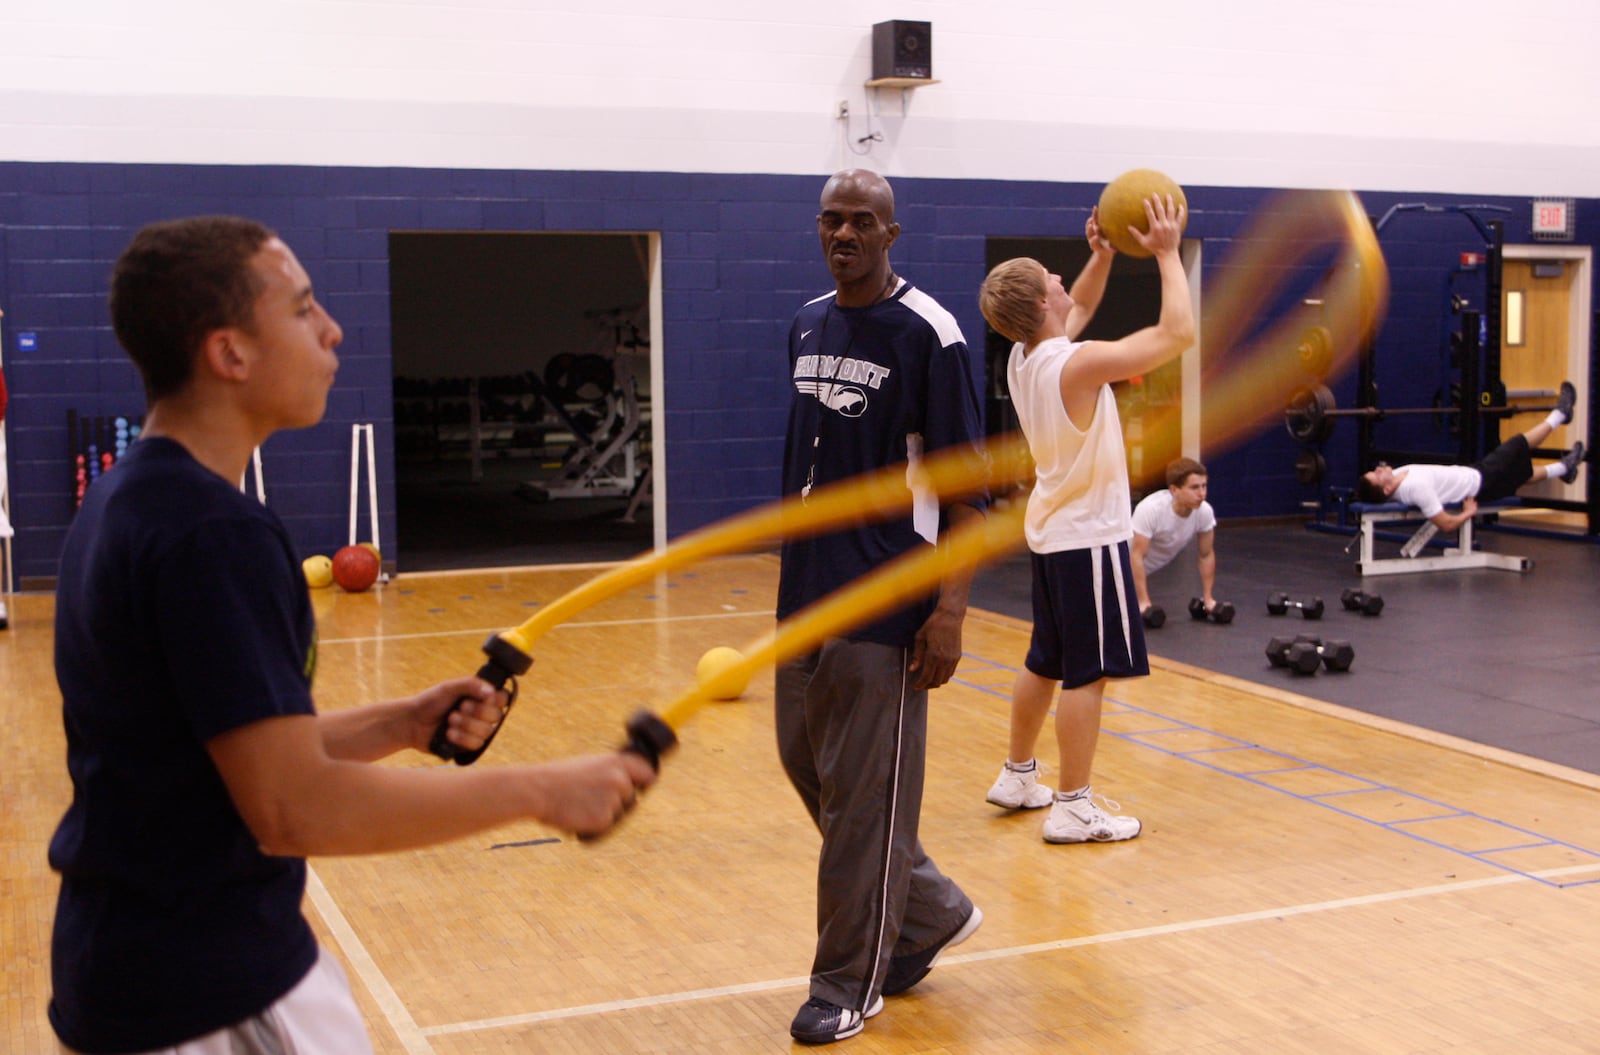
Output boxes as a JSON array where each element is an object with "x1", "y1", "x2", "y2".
[{"x1": 1025, "y1": 540, "x2": 1150, "y2": 690}]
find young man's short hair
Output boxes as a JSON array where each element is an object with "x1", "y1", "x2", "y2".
[
  {"x1": 110, "y1": 215, "x2": 276, "y2": 403},
  {"x1": 1166, "y1": 456, "x2": 1207, "y2": 489},
  {"x1": 978, "y1": 257, "x2": 1047, "y2": 345}
]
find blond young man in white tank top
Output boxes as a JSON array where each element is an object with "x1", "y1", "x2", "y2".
[{"x1": 977, "y1": 194, "x2": 1192, "y2": 843}]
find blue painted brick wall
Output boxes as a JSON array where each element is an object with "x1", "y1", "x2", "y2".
[{"x1": 1, "y1": 161, "x2": 1592, "y2": 584}]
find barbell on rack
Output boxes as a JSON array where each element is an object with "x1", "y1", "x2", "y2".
[{"x1": 1284, "y1": 384, "x2": 1561, "y2": 445}]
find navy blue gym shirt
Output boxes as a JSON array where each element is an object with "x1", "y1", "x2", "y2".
[
  {"x1": 777, "y1": 281, "x2": 987, "y2": 647},
  {"x1": 49, "y1": 437, "x2": 319, "y2": 1053}
]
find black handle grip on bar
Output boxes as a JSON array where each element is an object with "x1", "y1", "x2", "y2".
[
  {"x1": 577, "y1": 710, "x2": 680, "y2": 843},
  {"x1": 619, "y1": 709, "x2": 679, "y2": 772},
  {"x1": 428, "y1": 633, "x2": 535, "y2": 765}
]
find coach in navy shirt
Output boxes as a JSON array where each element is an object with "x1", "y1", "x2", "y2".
[{"x1": 776, "y1": 170, "x2": 987, "y2": 1046}]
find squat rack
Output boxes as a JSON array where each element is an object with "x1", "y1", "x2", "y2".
[
  {"x1": 1311, "y1": 203, "x2": 1599, "y2": 539},
  {"x1": 1360, "y1": 203, "x2": 1508, "y2": 473}
]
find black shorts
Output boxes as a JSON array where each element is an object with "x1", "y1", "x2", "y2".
[
  {"x1": 1474, "y1": 434, "x2": 1534, "y2": 504},
  {"x1": 1025, "y1": 541, "x2": 1150, "y2": 690}
]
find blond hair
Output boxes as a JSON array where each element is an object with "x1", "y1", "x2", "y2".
[{"x1": 978, "y1": 257, "x2": 1047, "y2": 344}]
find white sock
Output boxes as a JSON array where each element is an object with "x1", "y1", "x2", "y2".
[
  {"x1": 1547, "y1": 462, "x2": 1568, "y2": 480},
  {"x1": 1547, "y1": 409, "x2": 1568, "y2": 428},
  {"x1": 1057, "y1": 784, "x2": 1091, "y2": 801},
  {"x1": 1005, "y1": 758, "x2": 1037, "y2": 773}
]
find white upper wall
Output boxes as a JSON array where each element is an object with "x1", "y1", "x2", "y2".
[{"x1": 3, "y1": 0, "x2": 1597, "y2": 195}]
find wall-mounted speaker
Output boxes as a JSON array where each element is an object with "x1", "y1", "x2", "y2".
[{"x1": 872, "y1": 20, "x2": 932, "y2": 81}]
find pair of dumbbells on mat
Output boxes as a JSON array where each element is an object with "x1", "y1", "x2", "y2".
[
  {"x1": 1142, "y1": 597, "x2": 1235, "y2": 629},
  {"x1": 1266, "y1": 634, "x2": 1355, "y2": 674},
  {"x1": 1267, "y1": 590, "x2": 1384, "y2": 620},
  {"x1": 1339, "y1": 588, "x2": 1384, "y2": 616}
]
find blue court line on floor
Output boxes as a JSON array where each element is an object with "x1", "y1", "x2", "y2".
[{"x1": 953, "y1": 657, "x2": 1600, "y2": 890}]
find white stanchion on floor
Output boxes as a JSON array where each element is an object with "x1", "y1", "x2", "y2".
[
  {"x1": 0, "y1": 428, "x2": 13, "y2": 625},
  {"x1": 349, "y1": 423, "x2": 387, "y2": 582},
  {"x1": 1, "y1": 311, "x2": 9, "y2": 621}
]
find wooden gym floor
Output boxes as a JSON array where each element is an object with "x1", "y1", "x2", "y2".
[{"x1": 6, "y1": 553, "x2": 1600, "y2": 1053}]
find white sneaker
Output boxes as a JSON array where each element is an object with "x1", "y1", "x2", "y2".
[
  {"x1": 1043, "y1": 789, "x2": 1141, "y2": 843},
  {"x1": 985, "y1": 761, "x2": 1054, "y2": 809}
]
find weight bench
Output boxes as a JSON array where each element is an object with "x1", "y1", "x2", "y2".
[{"x1": 1348, "y1": 500, "x2": 1532, "y2": 576}]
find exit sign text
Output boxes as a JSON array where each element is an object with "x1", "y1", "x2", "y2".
[{"x1": 1531, "y1": 198, "x2": 1574, "y2": 240}]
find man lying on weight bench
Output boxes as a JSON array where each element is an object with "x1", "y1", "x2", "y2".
[{"x1": 1356, "y1": 380, "x2": 1584, "y2": 533}]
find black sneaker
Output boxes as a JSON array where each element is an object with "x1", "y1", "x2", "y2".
[
  {"x1": 881, "y1": 905, "x2": 983, "y2": 996},
  {"x1": 1556, "y1": 380, "x2": 1577, "y2": 425},
  {"x1": 790, "y1": 995, "x2": 882, "y2": 1045},
  {"x1": 1559, "y1": 441, "x2": 1586, "y2": 483}
]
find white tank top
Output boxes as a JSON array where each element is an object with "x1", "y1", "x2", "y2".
[{"x1": 1007, "y1": 337, "x2": 1133, "y2": 553}]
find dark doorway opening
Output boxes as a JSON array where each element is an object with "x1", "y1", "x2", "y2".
[{"x1": 390, "y1": 232, "x2": 655, "y2": 571}]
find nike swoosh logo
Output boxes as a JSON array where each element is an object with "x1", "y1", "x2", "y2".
[{"x1": 800, "y1": 329, "x2": 813, "y2": 340}]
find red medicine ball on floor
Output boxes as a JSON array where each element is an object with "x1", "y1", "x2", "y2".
[{"x1": 331, "y1": 545, "x2": 380, "y2": 592}]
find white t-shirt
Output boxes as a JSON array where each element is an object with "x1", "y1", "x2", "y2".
[
  {"x1": 1392, "y1": 464, "x2": 1481, "y2": 519},
  {"x1": 1130, "y1": 489, "x2": 1216, "y2": 574},
  {"x1": 1006, "y1": 337, "x2": 1131, "y2": 553}
]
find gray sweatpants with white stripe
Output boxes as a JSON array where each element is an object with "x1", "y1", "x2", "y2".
[{"x1": 775, "y1": 638, "x2": 973, "y2": 1012}]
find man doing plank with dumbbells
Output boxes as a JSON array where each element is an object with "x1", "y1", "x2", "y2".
[{"x1": 1131, "y1": 457, "x2": 1227, "y2": 627}]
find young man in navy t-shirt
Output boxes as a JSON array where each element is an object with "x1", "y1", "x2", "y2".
[{"x1": 48, "y1": 217, "x2": 656, "y2": 1054}]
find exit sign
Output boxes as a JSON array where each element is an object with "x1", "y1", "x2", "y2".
[{"x1": 1532, "y1": 198, "x2": 1574, "y2": 240}]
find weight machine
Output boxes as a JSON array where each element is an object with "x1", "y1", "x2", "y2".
[{"x1": 517, "y1": 308, "x2": 652, "y2": 517}]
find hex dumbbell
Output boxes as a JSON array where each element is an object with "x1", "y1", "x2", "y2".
[
  {"x1": 1266, "y1": 592, "x2": 1325, "y2": 620},
  {"x1": 1141, "y1": 604, "x2": 1167, "y2": 629},
  {"x1": 1187, "y1": 597, "x2": 1235, "y2": 624},
  {"x1": 1266, "y1": 634, "x2": 1322, "y2": 668},
  {"x1": 1340, "y1": 588, "x2": 1384, "y2": 616},
  {"x1": 1285, "y1": 638, "x2": 1354, "y2": 673},
  {"x1": 1266, "y1": 635, "x2": 1353, "y2": 673}
]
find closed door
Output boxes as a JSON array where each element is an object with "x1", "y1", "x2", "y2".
[{"x1": 1500, "y1": 258, "x2": 1576, "y2": 485}]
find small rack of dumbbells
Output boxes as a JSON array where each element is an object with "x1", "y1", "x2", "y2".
[
  {"x1": 1264, "y1": 587, "x2": 1381, "y2": 676},
  {"x1": 68, "y1": 410, "x2": 143, "y2": 511}
]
